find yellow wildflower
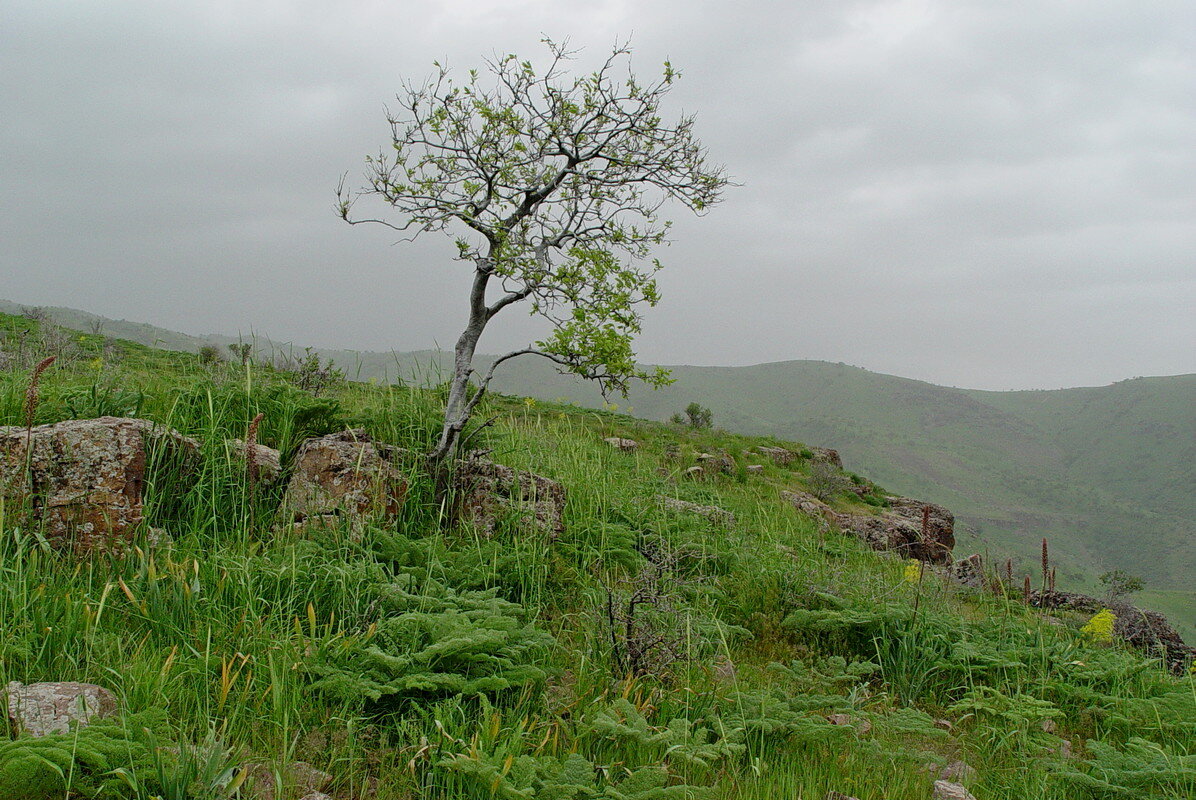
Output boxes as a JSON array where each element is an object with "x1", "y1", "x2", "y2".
[
  {"x1": 903, "y1": 560, "x2": 922, "y2": 584},
  {"x1": 1081, "y1": 609, "x2": 1117, "y2": 643},
  {"x1": 523, "y1": 397, "x2": 536, "y2": 408}
]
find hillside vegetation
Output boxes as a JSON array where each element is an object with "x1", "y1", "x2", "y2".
[
  {"x1": 7, "y1": 300, "x2": 1190, "y2": 638},
  {"x1": 0, "y1": 312, "x2": 1193, "y2": 800}
]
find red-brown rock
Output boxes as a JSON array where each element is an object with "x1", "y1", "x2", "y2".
[
  {"x1": 0, "y1": 417, "x2": 199, "y2": 553},
  {"x1": 455, "y1": 453, "x2": 566, "y2": 539},
  {"x1": 281, "y1": 430, "x2": 407, "y2": 521}
]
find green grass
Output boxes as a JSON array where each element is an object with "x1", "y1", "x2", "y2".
[{"x1": 0, "y1": 312, "x2": 1193, "y2": 799}]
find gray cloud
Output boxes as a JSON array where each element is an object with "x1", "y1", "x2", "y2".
[{"x1": 2, "y1": 0, "x2": 1193, "y2": 389}]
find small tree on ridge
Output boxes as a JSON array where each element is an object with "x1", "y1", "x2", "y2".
[{"x1": 339, "y1": 39, "x2": 728, "y2": 465}]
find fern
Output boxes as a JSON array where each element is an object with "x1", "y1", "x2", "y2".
[{"x1": 1054, "y1": 737, "x2": 1196, "y2": 798}]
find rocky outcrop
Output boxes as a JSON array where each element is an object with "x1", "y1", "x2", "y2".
[
  {"x1": 5, "y1": 681, "x2": 118, "y2": 736},
  {"x1": 947, "y1": 554, "x2": 985, "y2": 589},
  {"x1": 280, "y1": 430, "x2": 407, "y2": 522},
  {"x1": 655, "y1": 495, "x2": 736, "y2": 527},
  {"x1": 810, "y1": 447, "x2": 843, "y2": 468},
  {"x1": 780, "y1": 488, "x2": 954, "y2": 564},
  {"x1": 1030, "y1": 590, "x2": 1196, "y2": 674},
  {"x1": 754, "y1": 446, "x2": 796, "y2": 466},
  {"x1": 887, "y1": 497, "x2": 955, "y2": 555},
  {"x1": 0, "y1": 417, "x2": 199, "y2": 553},
  {"x1": 248, "y1": 761, "x2": 332, "y2": 800},
  {"x1": 456, "y1": 453, "x2": 566, "y2": 539},
  {"x1": 933, "y1": 780, "x2": 977, "y2": 800},
  {"x1": 603, "y1": 437, "x2": 639, "y2": 453}
]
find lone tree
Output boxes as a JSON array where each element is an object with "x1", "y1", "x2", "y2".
[{"x1": 339, "y1": 40, "x2": 728, "y2": 464}]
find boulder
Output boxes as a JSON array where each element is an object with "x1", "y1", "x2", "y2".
[
  {"x1": 0, "y1": 417, "x2": 199, "y2": 553},
  {"x1": 826, "y1": 714, "x2": 872, "y2": 734},
  {"x1": 226, "y1": 439, "x2": 282, "y2": 485},
  {"x1": 456, "y1": 453, "x2": 566, "y2": 539},
  {"x1": 683, "y1": 465, "x2": 707, "y2": 480},
  {"x1": 810, "y1": 447, "x2": 843, "y2": 468},
  {"x1": 280, "y1": 430, "x2": 407, "y2": 522},
  {"x1": 5, "y1": 681, "x2": 118, "y2": 736},
  {"x1": 933, "y1": 781, "x2": 977, "y2": 800},
  {"x1": 655, "y1": 495, "x2": 735, "y2": 527},
  {"x1": 887, "y1": 496, "x2": 956, "y2": 557},
  {"x1": 755, "y1": 446, "x2": 796, "y2": 466},
  {"x1": 745, "y1": 464, "x2": 765, "y2": 474},
  {"x1": 603, "y1": 437, "x2": 639, "y2": 453}
]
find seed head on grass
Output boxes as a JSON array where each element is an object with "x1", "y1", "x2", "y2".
[{"x1": 24, "y1": 356, "x2": 56, "y2": 431}]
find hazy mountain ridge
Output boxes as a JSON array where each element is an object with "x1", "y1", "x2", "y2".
[{"x1": 6, "y1": 299, "x2": 1192, "y2": 634}]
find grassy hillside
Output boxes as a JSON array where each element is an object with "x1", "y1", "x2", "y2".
[
  {"x1": 5, "y1": 301, "x2": 1192, "y2": 636},
  {"x1": 0, "y1": 312, "x2": 1193, "y2": 799}
]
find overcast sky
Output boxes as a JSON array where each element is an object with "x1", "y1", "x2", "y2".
[{"x1": 2, "y1": 1, "x2": 1193, "y2": 390}]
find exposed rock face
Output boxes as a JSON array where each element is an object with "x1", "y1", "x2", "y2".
[
  {"x1": 810, "y1": 447, "x2": 843, "y2": 468},
  {"x1": 603, "y1": 437, "x2": 639, "y2": 452},
  {"x1": 0, "y1": 417, "x2": 199, "y2": 553},
  {"x1": 456, "y1": 453, "x2": 566, "y2": 539},
  {"x1": 280, "y1": 430, "x2": 407, "y2": 522},
  {"x1": 948, "y1": 554, "x2": 985, "y2": 589},
  {"x1": 655, "y1": 495, "x2": 736, "y2": 527},
  {"x1": 780, "y1": 488, "x2": 954, "y2": 564},
  {"x1": 1030, "y1": 590, "x2": 1196, "y2": 674},
  {"x1": 755, "y1": 446, "x2": 796, "y2": 466},
  {"x1": 887, "y1": 497, "x2": 955, "y2": 555},
  {"x1": 227, "y1": 439, "x2": 282, "y2": 485},
  {"x1": 5, "y1": 681, "x2": 118, "y2": 736}
]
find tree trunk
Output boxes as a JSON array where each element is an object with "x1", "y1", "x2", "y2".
[{"x1": 428, "y1": 261, "x2": 491, "y2": 468}]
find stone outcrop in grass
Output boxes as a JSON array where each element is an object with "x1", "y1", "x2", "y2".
[
  {"x1": 5, "y1": 681, "x2": 118, "y2": 737},
  {"x1": 280, "y1": 429, "x2": 407, "y2": 522},
  {"x1": 455, "y1": 452, "x2": 566, "y2": 539},
  {"x1": 0, "y1": 417, "x2": 199, "y2": 553}
]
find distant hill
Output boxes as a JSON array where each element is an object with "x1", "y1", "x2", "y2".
[{"x1": 6, "y1": 299, "x2": 1192, "y2": 635}]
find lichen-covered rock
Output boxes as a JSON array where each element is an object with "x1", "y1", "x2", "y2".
[
  {"x1": 939, "y1": 761, "x2": 977, "y2": 784},
  {"x1": 810, "y1": 447, "x2": 843, "y2": 468},
  {"x1": 755, "y1": 446, "x2": 796, "y2": 466},
  {"x1": 745, "y1": 464, "x2": 765, "y2": 474},
  {"x1": 280, "y1": 430, "x2": 407, "y2": 522},
  {"x1": 226, "y1": 439, "x2": 282, "y2": 485},
  {"x1": 780, "y1": 488, "x2": 955, "y2": 564},
  {"x1": 0, "y1": 417, "x2": 199, "y2": 553},
  {"x1": 456, "y1": 453, "x2": 566, "y2": 539},
  {"x1": 886, "y1": 496, "x2": 955, "y2": 557},
  {"x1": 655, "y1": 495, "x2": 735, "y2": 527},
  {"x1": 933, "y1": 780, "x2": 977, "y2": 800},
  {"x1": 603, "y1": 437, "x2": 639, "y2": 452},
  {"x1": 5, "y1": 681, "x2": 118, "y2": 736}
]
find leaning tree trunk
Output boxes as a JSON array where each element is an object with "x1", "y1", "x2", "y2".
[{"x1": 428, "y1": 261, "x2": 491, "y2": 469}]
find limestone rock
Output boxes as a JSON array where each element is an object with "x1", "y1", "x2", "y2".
[
  {"x1": 0, "y1": 417, "x2": 199, "y2": 553},
  {"x1": 755, "y1": 446, "x2": 796, "y2": 466},
  {"x1": 298, "y1": 795, "x2": 332, "y2": 800},
  {"x1": 5, "y1": 681, "x2": 118, "y2": 736},
  {"x1": 745, "y1": 464, "x2": 765, "y2": 474},
  {"x1": 456, "y1": 453, "x2": 566, "y2": 539},
  {"x1": 933, "y1": 780, "x2": 977, "y2": 800},
  {"x1": 824, "y1": 793, "x2": 861, "y2": 800},
  {"x1": 280, "y1": 430, "x2": 407, "y2": 522},
  {"x1": 810, "y1": 447, "x2": 843, "y2": 468},
  {"x1": 683, "y1": 465, "x2": 707, "y2": 480},
  {"x1": 226, "y1": 439, "x2": 282, "y2": 485},
  {"x1": 826, "y1": 714, "x2": 872, "y2": 734},
  {"x1": 603, "y1": 437, "x2": 639, "y2": 453},
  {"x1": 655, "y1": 495, "x2": 735, "y2": 527}
]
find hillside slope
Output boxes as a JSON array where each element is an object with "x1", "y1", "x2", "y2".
[{"x1": 5, "y1": 300, "x2": 1192, "y2": 635}]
